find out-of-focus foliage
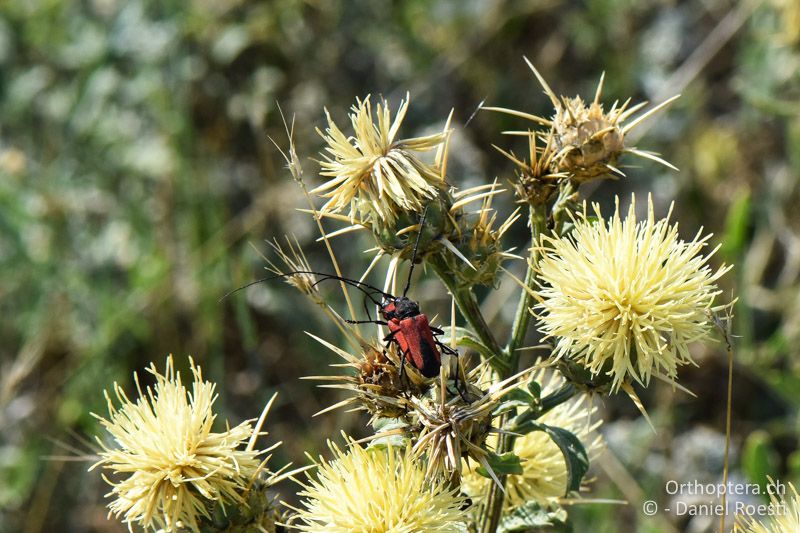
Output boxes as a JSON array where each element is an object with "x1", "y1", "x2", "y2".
[{"x1": 0, "y1": 0, "x2": 797, "y2": 531}]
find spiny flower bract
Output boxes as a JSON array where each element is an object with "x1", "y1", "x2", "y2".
[
  {"x1": 90, "y1": 356, "x2": 261, "y2": 532},
  {"x1": 313, "y1": 93, "x2": 449, "y2": 225},
  {"x1": 486, "y1": 58, "x2": 678, "y2": 184},
  {"x1": 534, "y1": 195, "x2": 731, "y2": 391},
  {"x1": 292, "y1": 439, "x2": 466, "y2": 532},
  {"x1": 734, "y1": 480, "x2": 799, "y2": 532}
]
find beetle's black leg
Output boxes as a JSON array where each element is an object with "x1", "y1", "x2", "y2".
[
  {"x1": 381, "y1": 331, "x2": 411, "y2": 395},
  {"x1": 436, "y1": 342, "x2": 458, "y2": 356},
  {"x1": 398, "y1": 351, "x2": 409, "y2": 392},
  {"x1": 434, "y1": 341, "x2": 471, "y2": 403},
  {"x1": 362, "y1": 295, "x2": 374, "y2": 323}
]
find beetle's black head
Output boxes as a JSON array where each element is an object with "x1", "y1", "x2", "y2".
[{"x1": 381, "y1": 296, "x2": 420, "y2": 320}]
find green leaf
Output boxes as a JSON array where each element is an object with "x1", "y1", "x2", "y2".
[
  {"x1": 506, "y1": 413, "x2": 538, "y2": 434},
  {"x1": 493, "y1": 388, "x2": 538, "y2": 416},
  {"x1": 742, "y1": 430, "x2": 779, "y2": 495},
  {"x1": 538, "y1": 424, "x2": 590, "y2": 493},
  {"x1": 526, "y1": 379, "x2": 541, "y2": 400},
  {"x1": 498, "y1": 501, "x2": 568, "y2": 532},
  {"x1": 476, "y1": 451, "x2": 523, "y2": 478},
  {"x1": 370, "y1": 416, "x2": 409, "y2": 432},
  {"x1": 440, "y1": 326, "x2": 498, "y2": 362},
  {"x1": 367, "y1": 417, "x2": 410, "y2": 449},
  {"x1": 539, "y1": 384, "x2": 576, "y2": 414}
]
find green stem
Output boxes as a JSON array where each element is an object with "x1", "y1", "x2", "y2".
[
  {"x1": 506, "y1": 206, "x2": 547, "y2": 367},
  {"x1": 482, "y1": 205, "x2": 547, "y2": 533},
  {"x1": 431, "y1": 258, "x2": 506, "y2": 372}
]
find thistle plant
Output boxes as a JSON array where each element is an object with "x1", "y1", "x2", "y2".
[{"x1": 89, "y1": 59, "x2": 734, "y2": 532}]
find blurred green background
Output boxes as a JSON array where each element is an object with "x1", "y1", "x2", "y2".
[{"x1": 0, "y1": 0, "x2": 798, "y2": 531}]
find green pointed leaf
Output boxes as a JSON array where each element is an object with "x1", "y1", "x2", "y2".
[
  {"x1": 367, "y1": 417, "x2": 410, "y2": 449},
  {"x1": 539, "y1": 384, "x2": 576, "y2": 414},
  {"x1": 440, "y1": 326, "x2": 498, "y2": 362},
  {"x1": 537, "y1": 423, "x2": 589, "y2": 493},
  {"x1": 493, "y1": 388, "x2": 538, "y2": 416},
  {"x1": 476, "y1": 451, "x2": 523, "y2": 478},
  {"x1": 506, "y1": 412, "x2": 538, "y2": 434},
  {"x1": 370, "y1": 416, "x2": 409, "y2": 433}
]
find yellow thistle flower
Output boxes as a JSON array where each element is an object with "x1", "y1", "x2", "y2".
[
  {"x1": 292, "y1": 439, "x2": 466, "y2": 532},
  {"x1": 90, "y1": 356, "x2": 261, "y2": 532},
  {"x1": 462, "y1": 366, "x2": 602, "y2": 510},
  {"x1": 734, "y1": 480, "x2": 800, "y2": 532},
  {"x1": 535, "y1": 195, "x2": 731, "y2": 391},
  {"x1": 313, "y1": 93, "x2": 450, "y2": 225}
]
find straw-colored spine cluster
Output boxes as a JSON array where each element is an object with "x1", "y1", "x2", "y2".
[
  {"x1": 315, "y1": 93, "x2": 449, "y2": 226},
  {"x1": 734, "y1": 481, "x2": 800, "y2": 533}
]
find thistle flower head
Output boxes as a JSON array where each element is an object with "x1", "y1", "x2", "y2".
[
  {"x1": 486, "y1": 58, "x2": 679, "y2": 183},
  {"x1": 535, "y1": 195, "x2": 731, "y2": 391},
  {"x1": 90, "y1": 356, "x2": 262, "y2": 532},
  {"x1": 429, "y1": 181, "x2": 520, "y2": 287},
  {"x1": 292, "y1": 439, "x2": 466, "y2": 532},
  {"x1": 495, "y1": 129, "x2": 565, "y2": 206},
  {"x1": 462, "y1": 366, "x2": 602, "y2": 510},
  {"x1": 551, "y1": 91, "x2": 626, "y2": 182},
  {"x1": 405, "y1": 367, "x2": 531, "y2": 485},
  {"x1": 304, "y1": 333, "x2": 430, "y2": 421},
  {"x1": 313, "y1": 93, "x2": 450, "y2": 226}
]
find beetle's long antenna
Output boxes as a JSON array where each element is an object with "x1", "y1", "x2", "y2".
[
  {"x1": 403, "y1": 206, "x2": 428, "y2": 297},
  {"x1": 221, "y1": 271, "x2": 392, "y2": 305}
]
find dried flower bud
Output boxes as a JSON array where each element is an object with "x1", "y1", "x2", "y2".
[
  {"x1": 486, "y1": 58, "x2": 679, "y2": 184},
  {"x1": 305, "y1": 334, "x2": 431, "y2": 421},
  {"x1": 495, "y1": 129, "x2": 565, "y2": 206}
]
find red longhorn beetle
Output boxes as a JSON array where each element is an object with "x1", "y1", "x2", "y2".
[{"x1": 228, "y1": 210, "x2": 465, "y2": 395}]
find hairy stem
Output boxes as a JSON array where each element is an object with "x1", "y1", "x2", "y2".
[{"x1": 482, "y1": 205, "x2": 547, "y2": 533}]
